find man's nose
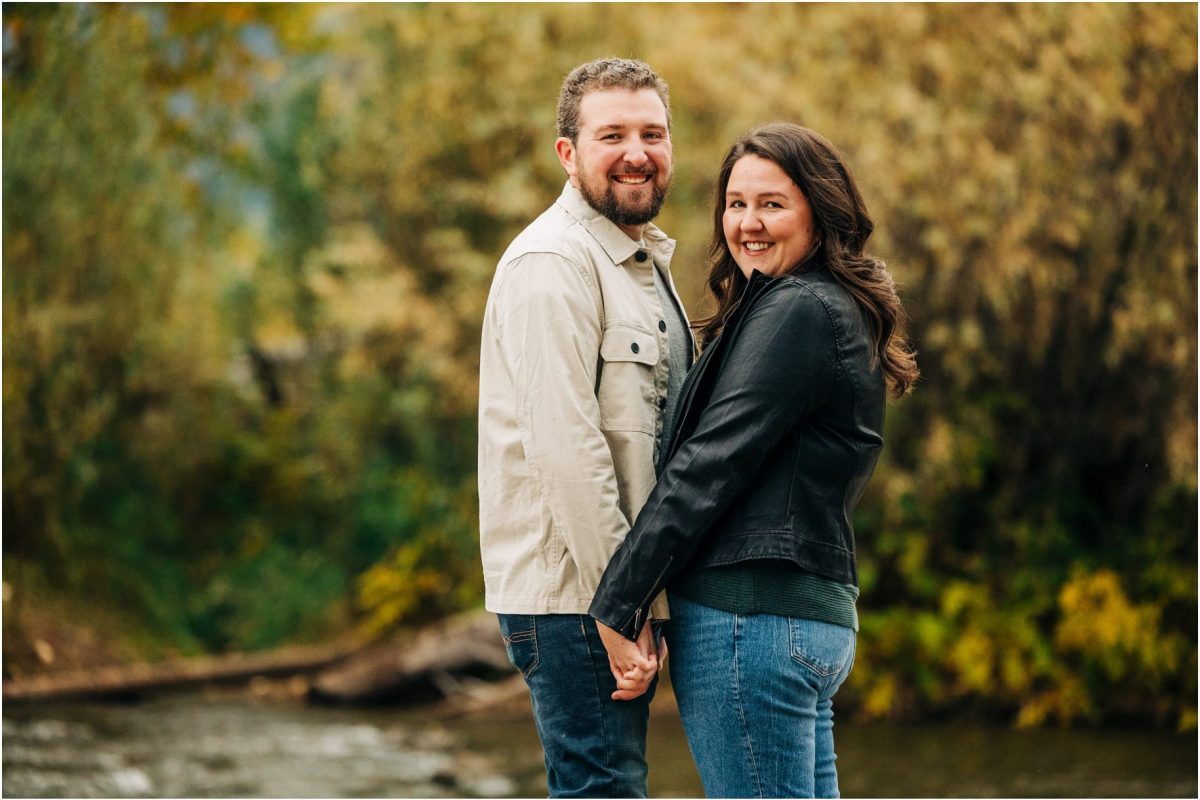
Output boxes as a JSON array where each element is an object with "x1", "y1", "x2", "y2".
[{"x1": 623, "y1": 143, "x2": 649, "y2": 167}]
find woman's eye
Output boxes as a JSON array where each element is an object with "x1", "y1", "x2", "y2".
[{"x1": 727, "y1": 200, "x2": 745, "y2": 209}]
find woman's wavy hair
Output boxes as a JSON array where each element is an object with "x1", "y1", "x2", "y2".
[{"x1": 696, "y1": 122, "x2": 918, "y2": 397}]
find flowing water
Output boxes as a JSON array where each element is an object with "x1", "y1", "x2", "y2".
[{"x1": 3, "y1": 694, "x2": 1195, "y2": 798}]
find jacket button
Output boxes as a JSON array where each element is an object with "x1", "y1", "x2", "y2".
[
  {"x1": 635, "y1": 251, "x2": 648, "y2": 262},
  {"x1": 658, "y1": 320, "x2": 667, "y2": 332},
  {"x1": 631, "y1": 342, "x2": 640, "y2": 354}
]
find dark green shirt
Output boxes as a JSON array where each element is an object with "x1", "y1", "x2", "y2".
[{"x1": 671, "y1": 559, "x2": 859, "y2": 631}]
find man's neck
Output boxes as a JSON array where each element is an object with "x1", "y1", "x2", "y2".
[{"x1": 617, "y1": 222, "x2": 645, "y2": 242}]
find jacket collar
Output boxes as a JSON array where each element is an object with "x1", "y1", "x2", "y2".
[
  {"x1": 555, "y1": 181, "x2": 676, "y2": 267},
  {"x1": 739, "y1": 269, "x2": 780, "y2": 306}
]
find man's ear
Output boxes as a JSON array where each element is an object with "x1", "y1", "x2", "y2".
[{"x1": 555, "y1": 137, "x2": 578, "y2": 184}]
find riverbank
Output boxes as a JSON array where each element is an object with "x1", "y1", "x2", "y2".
[
  {"x1": 5, "y1": 584, "x2": 1197, "y2": 797},
  {"x1": 4, "y1": 690, "x2": 1197, "y2": 798}
]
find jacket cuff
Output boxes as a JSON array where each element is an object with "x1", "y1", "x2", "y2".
[{"x1": 588, "y1": 593, "x2": 645, "y2": 641}]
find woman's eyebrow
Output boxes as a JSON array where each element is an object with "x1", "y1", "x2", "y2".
[{"x1": 725, "y1": 190, "x2": 789, "y2": 199}]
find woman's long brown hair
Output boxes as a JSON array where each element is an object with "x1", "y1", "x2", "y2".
[{"x1": 695, "y1": 123, "x2": 919, "y2": 397}]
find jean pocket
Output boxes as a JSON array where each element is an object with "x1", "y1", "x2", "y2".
[
  {"x1": 788, "y1": 617, "x2": 855, "y2": 678},
  {"x1": 497, "y1": 614, "x2": 540, "y2": 678}
]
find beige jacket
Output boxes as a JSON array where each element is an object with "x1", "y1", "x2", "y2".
[{"x1": 479, "y1": 182, "x2": 693, "y2": 616}]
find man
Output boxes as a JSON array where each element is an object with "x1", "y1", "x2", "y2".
[{"x1": 478, "y1": 58, "x2": 694, "y2": 798}]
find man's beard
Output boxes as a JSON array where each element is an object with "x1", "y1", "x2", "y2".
[{"x1": 579, "y1": 173, "x2": 670, "y2": 227}]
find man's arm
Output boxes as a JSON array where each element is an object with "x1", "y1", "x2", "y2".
[{"x1": 494, "y1": 251, "x2": 634, "y2": 596}]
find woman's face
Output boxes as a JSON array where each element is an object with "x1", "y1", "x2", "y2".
[{"x1": 722, "y1": 155, "x2": 818, "y2": 279}]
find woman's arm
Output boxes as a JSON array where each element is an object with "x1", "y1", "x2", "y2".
[{"x1": 590, "y1": 280, "x2": 840, "y2": 640}]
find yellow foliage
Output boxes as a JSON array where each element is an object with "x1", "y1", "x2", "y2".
[
  {"x1": 1056, "y1": 569, "x2": 1144, "y2": 652},
  {"x1": 1017, "y1": 675, "x2": 1095, "y2": 729},
  {"x1": 949, "y1": 629, "x2": 995, "y2": 694},
  {"x1": 863, "y1": 673, "x2": 898, "y2": 719},
  {"x1": 940, "y1": 580, "x2": 986, "y2": 619},
  {"x1": 999, "y1": 647, "x2": 1034, "y2": 696},
  {"x1": 356, "y1": 537, "x2": 461, "y2": 640}
]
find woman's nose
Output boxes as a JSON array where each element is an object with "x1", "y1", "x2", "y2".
[{"x1": 740, "y1": 210, "x2": 764, "y2": 231}]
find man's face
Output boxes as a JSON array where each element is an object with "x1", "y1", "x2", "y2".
[{"x1": 556, "y1": 88, "x2": 673, "y2": 236}]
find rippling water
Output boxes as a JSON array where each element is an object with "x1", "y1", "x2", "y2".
[{"x1": 3, "y1": 695, "x2": 1196, "y2": 797}]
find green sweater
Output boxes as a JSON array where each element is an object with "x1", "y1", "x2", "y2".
[{"x1": 671, "y1": 559, "x2": 858, "y2": 631}]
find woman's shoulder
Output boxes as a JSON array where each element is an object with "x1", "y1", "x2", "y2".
[
  {"x1": 754, "y1": 270, "x2": 844, "y2": 319},
  {"x1": 779, "y1": 268, "x2": 848, "y2": 302},
  {"x1": 764, "y1": 271, "x2": 872, "y2": 351},
  {"x1": 735, "y1": 274, "x2": 841, "y2": 351}
]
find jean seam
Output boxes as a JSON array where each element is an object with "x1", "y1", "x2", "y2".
[
  {"x1": 580, "y1": 616, "x2": 620, "y2": 788},
  {"x1": 789, "y1": 618, "x2": 842, "y2": 678},
  {"x1": 732, "y1": 613, "x2": 765, "y2": 798},
  {"x1": 500, "y1": 615, "x2": 541, "y2": 678},
  {"x1": 792, "y1": 653, "x2": 838, "y2": 678},
  {"x1": 527, "y1": 617, "x2": 541, "y2": 678}
]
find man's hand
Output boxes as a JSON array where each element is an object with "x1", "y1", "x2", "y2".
[{"x1": 596, "y1": 620, "x2": 660, "y2": 701}]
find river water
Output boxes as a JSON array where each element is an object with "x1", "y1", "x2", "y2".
[{"x1": 3, "y1": 693, "x2": 1196, "y2": 797}]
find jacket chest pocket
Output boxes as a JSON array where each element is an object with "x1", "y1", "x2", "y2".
[{"x1": 597, "y1": 322, "x2": 659, "y2": 434}]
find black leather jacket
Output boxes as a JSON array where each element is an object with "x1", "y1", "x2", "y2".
[{"x1": 590, "y1": 268, "x2": 886, "y2": 640}]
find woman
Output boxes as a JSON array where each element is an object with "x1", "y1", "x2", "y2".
[{"x1": 590, "y1": 122, "x2": 918, "y2": 798}]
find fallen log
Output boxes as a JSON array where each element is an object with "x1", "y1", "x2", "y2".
[
  {"x1": 435, "y1": 673, "x2": 531, "y2": 717},
  {"x1": 2, "y1": 609, "x2": 516, "y2": 707},
  {"x1": 2, "y1": 640, "x2": 358, "y2": 703},
  {"x1": 308, "y1": 609, "x2": 514, "y2": 706}
]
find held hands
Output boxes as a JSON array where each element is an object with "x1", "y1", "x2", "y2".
[{"x1": 595, "y1": 620, "x2": 668, "y2": 701}]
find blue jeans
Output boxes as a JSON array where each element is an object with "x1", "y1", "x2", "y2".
[
  {"x1": 497, "y1": 614, "x2": 659, "y2": 798},
  {"x1": 667, "y1": 593, "x2": 856, "y2": 798}
]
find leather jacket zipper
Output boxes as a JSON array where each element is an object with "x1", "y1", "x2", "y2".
[{"x1": 628, "y1": 555, "x2": 674, "y2": 637}]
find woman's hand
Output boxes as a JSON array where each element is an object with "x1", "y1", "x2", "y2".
[{"x1": 596, "y1": 620, "x2": 662, "y2": 701}]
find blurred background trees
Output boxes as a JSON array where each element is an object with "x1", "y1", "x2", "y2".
[{"x1": 3, "y1": 3, "x2": 1195, "y2": 729}]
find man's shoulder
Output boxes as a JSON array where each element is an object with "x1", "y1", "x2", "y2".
[{"x1": 499, "y1": 200, "x2": 596, "y2": 269}]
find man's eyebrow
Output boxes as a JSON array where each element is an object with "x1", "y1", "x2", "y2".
[{"x1": 594, "y1": 123, "x2": 668, "y2": 133}]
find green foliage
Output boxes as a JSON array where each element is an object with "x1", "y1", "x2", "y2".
[
  {"x1": 354, "y1": 468, "x2": 482, "y2": 639},
  {"x1": 3, "y1": 4, "x2": 1194, "y2": 727}
]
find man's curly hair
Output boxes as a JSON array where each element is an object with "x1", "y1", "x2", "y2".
[{"x1": 556, "y1": 58, "x2": 671, "y2": 143}]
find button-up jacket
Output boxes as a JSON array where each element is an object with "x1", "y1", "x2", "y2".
[
  {"x1": 479, "y1": 182, "x2": 693, "y2": 616},
  {"x1": 590, "y1": 269, "x2": 886, "y2": 639}
]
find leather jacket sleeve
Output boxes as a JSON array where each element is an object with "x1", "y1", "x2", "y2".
[{"x1": 589, "y1": 279, "x2": 839, "y2": 639}]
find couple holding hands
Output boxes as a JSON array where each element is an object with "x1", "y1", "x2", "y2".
[{"x1": 479, "y1": 58, "x2": 917, "y2": 799}]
